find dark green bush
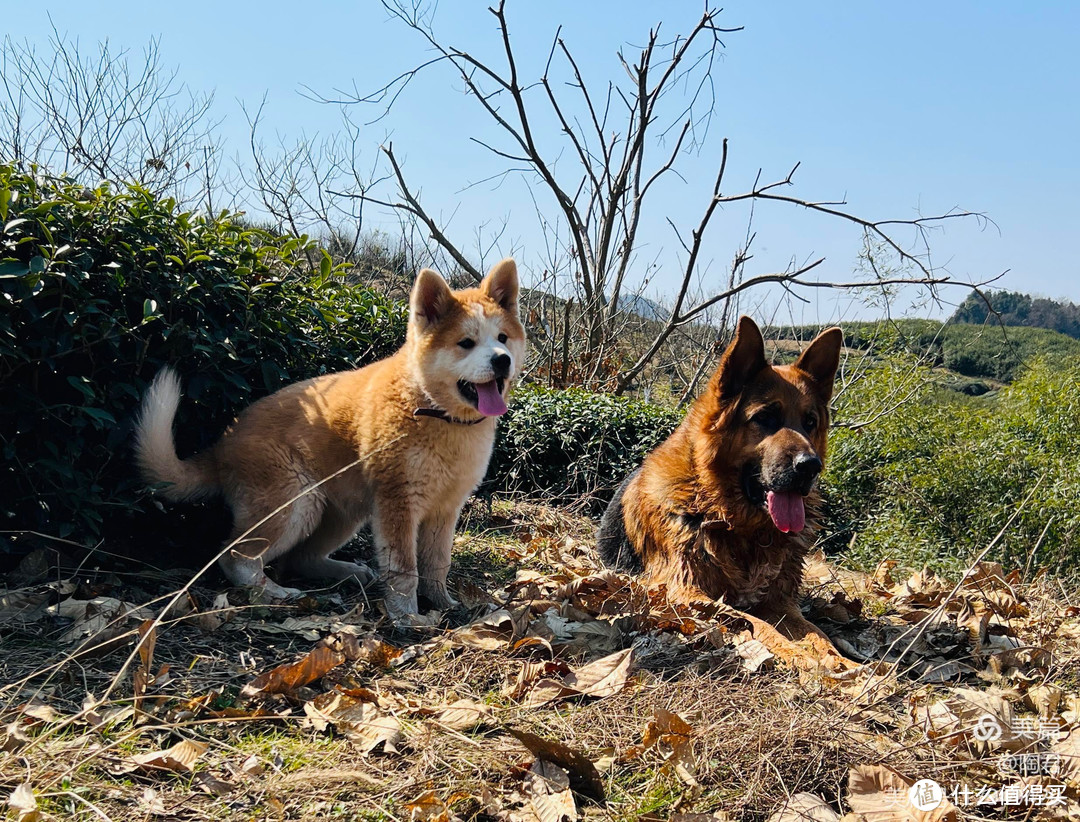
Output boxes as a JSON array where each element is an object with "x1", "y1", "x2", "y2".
[
  {"x1": 488, "y1": 384, "x2": 681, "y2": 510},
  {"x1": 0, "y1": 165, "x2": 405, "y2": 542}
]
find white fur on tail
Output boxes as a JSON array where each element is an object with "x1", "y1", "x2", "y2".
[{"x1": 134, "y1": 368, "x2": 216, "y2": 501}]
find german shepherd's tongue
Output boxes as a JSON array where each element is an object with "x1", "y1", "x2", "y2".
[
  {"x1": 767, "y1": 490, "x2": 805, "y2": 533},
  {"x1": 474, "y1": 380, "x2": 508, "y2": 416}
]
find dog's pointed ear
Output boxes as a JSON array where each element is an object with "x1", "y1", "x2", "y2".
[
  {"x1": 481, "y1": 258, "x2": 519, "y2": 313},
  {"x1": 712, "y1": 316, "x2": 768, "y2": 399},
  {"x1": 794, "y1": 326, "x2": 843, "y2": 400},
  {"x1": 410, "y1": 268, "x2": 454, "y2": 326}
]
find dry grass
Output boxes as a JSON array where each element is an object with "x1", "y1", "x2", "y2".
[{"x1": 2, "y1": 501, "x2": 1079, "y2": 821}]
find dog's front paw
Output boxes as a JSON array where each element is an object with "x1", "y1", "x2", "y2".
[
  {"x1": 382, "y1": 588, "x2": 420, "y2": 622},
  {"x1": 256, "y1": 579, "x2": 304, "y2": 602},
  {"x1": 419, "y1": 580, "x2": 459, "y2": 611},
  {"x1": 333, "y1": 560, "x2": 376, "y2": 585}
]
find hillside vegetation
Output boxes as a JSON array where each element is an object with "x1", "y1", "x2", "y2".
[
  {"x1": 772, "y1": 318, "x2": 1080, "y2": 384},
  {"x1": 951, "y1": 288, "x2": 1080, "y2": 339}
]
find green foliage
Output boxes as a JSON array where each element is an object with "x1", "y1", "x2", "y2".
[
  {"x1": 0, "y1": 165, "x2": 406, "y2": 540},
  {"x1": 769, "y1": 319, "x2": 946, "y2": 361},
  {"x1": 951, "y1": 289, "x2": 1080, "y2": 339},
  {"x1": 775, "y1": 318, "x2": 1080, "y2": 383},
  {"x1": 942, "y1": 324, "x2": 1080, "y2": 383},
  {"x1": 823, "y1": 357, "x2": 1080, "y2": 575},
  {"x1": 488, "y1": 384, "x2": 681, "y2": 510}
]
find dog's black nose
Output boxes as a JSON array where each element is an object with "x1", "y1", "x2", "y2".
[
  {"x1": 793, "y1": 453, "x2": 822, "y2": 479},
  {"x1": 491, "y1": 353, "x2": 511, "y2": 378}
]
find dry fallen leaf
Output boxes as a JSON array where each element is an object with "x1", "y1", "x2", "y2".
[
  {"x1": 194, "y1": 772, "x2": 234, "y2": 797},
  {"x1": 20, "y1": 699, "x2": 58, "y2": 725},
  {"x1": 194, "y1": 592, "x2": 233, "y2": 633},
  {"x1": 733, "y1": 637, "x2": 775, "y2": 672},
  {"x1": 120, "y1": 738, "x2": 207, "y2": 775},
  {"x1": 434, "y1": 698, "x2": 492, "y2": 732},
  {"x1": 521, "y1": 649, "x2": 634, "y2": 707},
  {"x1": 525, "y1": 759, "x2": 577, "y2": 822},
  {"x1": 137, "y1": 786, "x2": 167, "y2": 816},
  {"x1": 509, "y1": 728, "x2": 605, "y2": 801},
  {"x1": 451, "y1": 608, "x2": 522, "y2": 650},
  {"x1": 1052, "y1": 728, "x2": 1080, "y2": 786},
  {"x1": 241, "y1": 645, "x2": 345, "y2": 697},
  {"x1": 767, "y1": 793, "x2": 840, "y2": 822},
  {"x1": 404, "y1": 789, "x2": 454, "y2": 822},
  {"x1": 624, "y1": 707, "x2": 698, "y2": 786},
  {"x1": 847, "y1": 764, "x2": 957, "y2": 821},
  {"x1": 945, "y1": 687, "x2": 1026, "y2": 752},
  {"x1": 305, "y1": 690, "x2": 403, "y2": 755},
  {"x1": 0, "y1": 591, "x2": 51, "y2": 627},
  {"x1": 352, "y1": 636, "x2": 404, "y2": 667},
  {"x1": 892, "y1": 568, "x2": 949, "y2": 606},
  {"x1": 563, "y1": 648, "x2": 633, "y2": 697},
  {"x1": 6, "y1": 783, "x2": 40, "y2": 822}
]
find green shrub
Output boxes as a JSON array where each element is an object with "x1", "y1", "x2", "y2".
[
  {"x1": 488, "y1": 384, "x2": 681, "y2": 510},
  {"x1": 942, "y1": 324, "x2": 1080, "y2": 382},
  {"x1": 0, "y1": 165, "x2": 405, "y2": 542},
  {"x1": 823, "y1": 357, "x2": 1080, "y2": 576}
]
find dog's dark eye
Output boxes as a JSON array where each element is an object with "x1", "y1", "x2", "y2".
[
  {"x1": 804, "y1": 414, "x2": 818, "y2": 432},
  {"x1": 497, "y1": 333, "x2": 508, "y2": 344},
  {"x1": 458, "y1": 339, "x2": 476, "y2": 350},
  {"x1": 752, "y1": 407, "x2": 781, "y2": 431}
]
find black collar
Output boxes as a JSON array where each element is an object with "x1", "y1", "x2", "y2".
[{"x1": 413, "y1": 407, "x2": 485, "y2": 426}]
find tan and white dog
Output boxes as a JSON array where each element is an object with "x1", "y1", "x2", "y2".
[{"x1": 134, "y1": 258, "x2": 526, "y2": 618}]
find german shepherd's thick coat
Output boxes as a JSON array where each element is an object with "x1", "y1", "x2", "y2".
[
  {"x1": 598, "y1": 316, "x2": 846, "y2": 665},
  {"x1": 134, "y1": 259, "x2": 526, "y2": 619}
]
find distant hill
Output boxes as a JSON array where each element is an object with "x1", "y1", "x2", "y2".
[
  {"x1": 950, "y1": 290, "x2": 1080, "y2": 339},
  {"x1": 614, "y1": 293, "x2": 667, "y2": 322},
  {"x1": 769, "y1": 318, "x2": 1080, "y2": 384}
]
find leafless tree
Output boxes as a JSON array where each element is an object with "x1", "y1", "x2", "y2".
[
  {"x1": 311, "y1": 1, "x2": 996, "y2": 394},
  {"x1": 242, "y1": 100, "x2": 381, "y2": 272},
  {"x1": 0, "y1": 27, "x2": 217, "y2": 204}
]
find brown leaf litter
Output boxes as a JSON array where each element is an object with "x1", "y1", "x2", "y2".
[{"x1": 2, "y1": 502, "x2": 1080, "y2": 819}]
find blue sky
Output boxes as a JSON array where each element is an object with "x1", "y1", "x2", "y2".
[{"x1": 6, "y1": 2, "x2": 1079, "y2": 324}]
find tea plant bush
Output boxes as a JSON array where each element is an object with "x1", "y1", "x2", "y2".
[
  {"x1": 0, "y1": 165, "x2": 405, "y2": 542},
  {"x1": 488, "y1": 384, "x2": 681, "y2": 510},
  {"x1": 823, "y1": 357, "x2": 1080, "y2": 575}
]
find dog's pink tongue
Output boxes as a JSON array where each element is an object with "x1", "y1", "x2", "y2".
[
  {"x1": 767, "y1": 490, "x2": 805, "y2": 533},
  {"x1": 474, "y1": 380, "x2": 508, "y2": 416}
]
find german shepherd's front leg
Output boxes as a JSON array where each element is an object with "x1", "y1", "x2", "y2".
[
  {"x1": 673, "y1": 583, "x2": 855, "y2": 672},
  {"x1": 751, "y1": 598, "x2": 856, "y2": 671}
]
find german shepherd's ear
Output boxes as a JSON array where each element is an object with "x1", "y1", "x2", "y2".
[
  {"x1": 794, "y1": 326, "x2": 843, "y2": 400},
  {"x1": 712, "y1": 316, "x2": 768, "y2": 399},
  {"x1": 411, "y1": 268, "x2": 454, "y2": 326},
  {"x1": 481, "y1": 258, "x2": 519, "y2": 314}
]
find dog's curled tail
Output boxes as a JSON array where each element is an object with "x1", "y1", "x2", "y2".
[{"x1": 134, "y1": 368, "x2": 218, "y2": 502}]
